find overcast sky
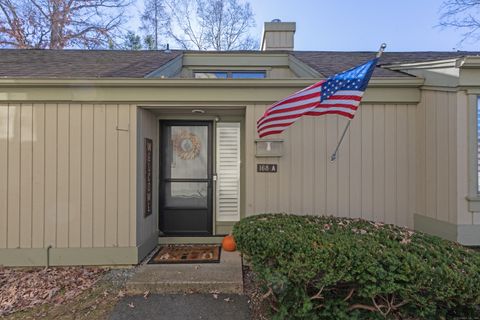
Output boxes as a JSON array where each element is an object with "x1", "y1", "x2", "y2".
[{"x1": 131, "y1": 0, "x2": 480, "y2": 51}]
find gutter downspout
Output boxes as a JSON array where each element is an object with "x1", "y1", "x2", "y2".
[{"x1": 45, "y1": 245, "x2": 52, "y2": 269}]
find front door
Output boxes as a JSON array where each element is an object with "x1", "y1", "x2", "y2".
[{"x1": 159, "y1": 121, "x2": 213, "y2": 236}]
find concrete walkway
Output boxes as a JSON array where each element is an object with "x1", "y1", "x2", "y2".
[
  {"x1": 109, "y1": 294, "x2": 250, "y2": 320},
  {"x1": 126, "y1": 251, "x2": 243, "y2": 294}
]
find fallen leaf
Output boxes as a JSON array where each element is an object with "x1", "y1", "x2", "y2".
[
  {"x1": 0, "y1": 266, "x2": 105, "y2": 316},
  {"x1": 128, "y1": 302, "x2": 135, "y2": 308},
  {"x1": 143, "y1": 291, "x2": 150, "y2": 299}
]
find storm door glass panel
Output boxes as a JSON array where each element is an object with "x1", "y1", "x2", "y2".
[
  {"x1": 165, "y1": 182, "x2": 208, "y2": 208},
  {"x1": 166, "y1": 126, "x2": 208, "y2": 179}
]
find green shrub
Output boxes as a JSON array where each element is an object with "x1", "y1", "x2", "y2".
[{"x1": 233, "y1": 214, "x2": 480, "y2": 319}]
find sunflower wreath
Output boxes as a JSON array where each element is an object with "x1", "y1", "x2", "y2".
[{"x1": 172, "y1": 129, "x2": 201, "y2": 160}]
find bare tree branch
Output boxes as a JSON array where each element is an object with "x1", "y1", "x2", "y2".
[
  {"x1": 141, "y1": 0, "x2": 169, "y2": 49},
  {"x1": 141, "y1": 0, "x2": 257, "y2": 51},
  {"x1": 439, "y1": 0, "x2": 480, "y2": 43},
  {"x1": 0, "y1": 0, "x2": 132, "y2": 49}
]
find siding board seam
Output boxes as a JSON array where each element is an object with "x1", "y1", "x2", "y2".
[
  {"x1": 360, "y1": 107, "x2": 363, "y2": 218},
  {"x1": 79, "y1": 104, "x2": 83, "y2": 247},
  {"x1": 68, "y1": 105, "x2": 71, "y2": 248},
  {"x1": 43, "y1": 105, "x2": 46, "y2": 247},
  {"x1": 336, "y1": 117, "x2": 339, "y2": 216},
  {"x1": 116, "y1": 104, "x2": 119, "y2": 246},
  {"x1": 348, "y1": 119, "x2": 351, "y2": 217},
  {"x1": 313, "y1": 118, "x2": 316, "y2": 214},
  {"x1": 370, "y1": 106, "x2": 375, "y2": 221},
  {"x1": 56, "y1": 104, "x2": 58, "y2": 246},
  {"x1": 446, "y1": 94, "x2": 450, "y2": 223},
  {"x1": 383, "y1": 105, "x2": 386, "y2": 222},
  {"x1": 423, "y1": 96, "x2": 427, "y2": 220},
  {"x1": 115, "y1": 104, "x2": 119, "y2": 246},
  {"x1": 104, "y1": 105, "x2": 107, "y2": 247},
  {"x1": 434, "y1": 93, "x2": 438, "y2": 219},
  {"x1": 6, "y1": 105, "x2": 9, "y2": 247},
  {"x1": 31, "y1": 105, "x2": 34, "y2": 248},
  {"x1": 91, "y1": 106, "x2": 94, "y2": 246},
  {"x1": 406, "y1": 106, "x2": 410, "y2": 227},
  {"x1": 394, "y1": 105, "x2": 398, "y2": 226},
  {"x1": 17, "y1": 104, "x2": 23, "y2": 248},
  {"x1": 19, "y1": 105, "x2": 22, "y2": 247},
  {"x1": 128, "y1": 106, "x2": 131, "y2": 246}
]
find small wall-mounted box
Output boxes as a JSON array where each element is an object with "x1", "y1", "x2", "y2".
[{"x1": 255, "y1": 139, "x2": 283, "y2": 157}]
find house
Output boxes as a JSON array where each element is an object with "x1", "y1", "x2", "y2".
[{"x1": 1, "y1": 21, "x2": 480, "y2": 267}]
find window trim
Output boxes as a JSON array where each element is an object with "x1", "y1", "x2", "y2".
[{"x1": 466, "y1": 93, "x2": 480, "y2": 211}]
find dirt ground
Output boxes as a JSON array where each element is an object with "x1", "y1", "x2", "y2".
[
  {"x1": 243, "y1": 266, "x2": 271, "y2": 320},
  {"x1": 2, "y1": 264, "x2": 271, "y2": 320},
  {"x1": 1, "y1": 268, "x2": 137, "y2": 320}
]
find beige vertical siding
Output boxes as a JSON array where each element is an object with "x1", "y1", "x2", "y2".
[
  {"x1": 416, "y1": 90, "x2": 471, "y2": 225},
  {"x1": 136, "y1": 108, "x2": 159, "y2": 246},
  {"x1": 245, "y1": 103, "x2": 417, "y2": 228},
  {"x1": 8, "y1": 104, "x2": 21, "y2": 248},
  {"x1": 416, "y1": 90, "x2": 464, "y2": 223},
  {"x1": 0, "y1": 103, "x2": 137, "y2": 249},
  {"x1": 0, "y1": 105, "x2": 7, "y2": 249}
]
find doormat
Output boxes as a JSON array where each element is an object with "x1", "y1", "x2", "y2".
[{"x1": 147, "y1": 244, "x2": 221, "y2": 264}]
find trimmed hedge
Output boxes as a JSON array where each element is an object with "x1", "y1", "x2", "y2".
[{"x1": 233, "y1": 214, "x2": 480, "y2": 319}]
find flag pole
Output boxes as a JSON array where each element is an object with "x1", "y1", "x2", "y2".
[{"x1": 329, "y1": 43, "x2": 387, "y2": 162}]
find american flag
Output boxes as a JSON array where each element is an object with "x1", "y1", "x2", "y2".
[{"x1": 257, "y1": 58, "x2": 378, "y2": 138}]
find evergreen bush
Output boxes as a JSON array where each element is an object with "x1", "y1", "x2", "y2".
[{"x1": 233, "y1": 214, "x2": 480, "y2": 319}]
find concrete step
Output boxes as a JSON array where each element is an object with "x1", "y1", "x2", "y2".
[{"x1": 126, "y1": 251, "x2": 243, "y2": 295}]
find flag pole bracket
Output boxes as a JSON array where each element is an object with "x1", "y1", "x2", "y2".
[{"x1": 330, "y1": 120, "x2": 351, "y2": 162}]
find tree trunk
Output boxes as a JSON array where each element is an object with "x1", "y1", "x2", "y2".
[{"x1": 49, "y1": 2, "x2": 63, "y2": 49}]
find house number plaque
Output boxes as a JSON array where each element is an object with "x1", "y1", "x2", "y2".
[{"x1": 257, "y1": 164, "x2": 278, "y2": 173}]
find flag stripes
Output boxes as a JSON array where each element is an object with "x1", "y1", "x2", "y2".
[
  {"x1": 257, "y1": 58, "x2": 378, "y2": 138},
  {"x1": 257, "y1": 90, "x2": 363, "y2": 138}
]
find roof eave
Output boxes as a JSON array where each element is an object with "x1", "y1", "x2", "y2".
[
  {"x1": 384, "y1": 58, "x2": 459, "y2": 70},
  {"x1": 0, "y1": 77, "x2": 424, "y2": 88}
]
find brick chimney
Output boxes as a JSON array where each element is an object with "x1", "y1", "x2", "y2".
[{"x1": 261, "y1": 19, "x2": 296, "y2": 51}]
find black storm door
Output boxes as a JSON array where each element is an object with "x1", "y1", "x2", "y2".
[{"x1": 159, "y1": 121, "x2": 213, "y2": 236}]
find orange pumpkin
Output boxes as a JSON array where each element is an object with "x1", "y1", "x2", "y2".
[{"x1": 222, "y1": 235, "x2": 236, "y2": 252}]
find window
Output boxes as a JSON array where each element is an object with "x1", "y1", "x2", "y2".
[
  {"x1": 194, "y1": 71, "x2": 266, "y2": 79},
  {"x1": 194, "y1": 72, "x2": 228, "y2": 79},
  {"x1": 231, "y1": 72, "x2": 266, "y2": 79}
]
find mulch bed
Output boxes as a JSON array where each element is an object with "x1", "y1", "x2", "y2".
[
  {"x1": 0, "y1": 267, "x2": 105, "y2": 317},
  {"x1": 243, "y1": 265, "x2": 271, "y2": 320}
]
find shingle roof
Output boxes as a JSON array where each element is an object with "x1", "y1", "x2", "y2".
[
  {"x1": 293, "y1": 51, "x2": 480, "y2": 77},
  {"x1": 0, "y1": 49, "x2": 479, "y2": 79},
  {"x1": 0, "y1": 49, "x2": 182, "y2": 78}
]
